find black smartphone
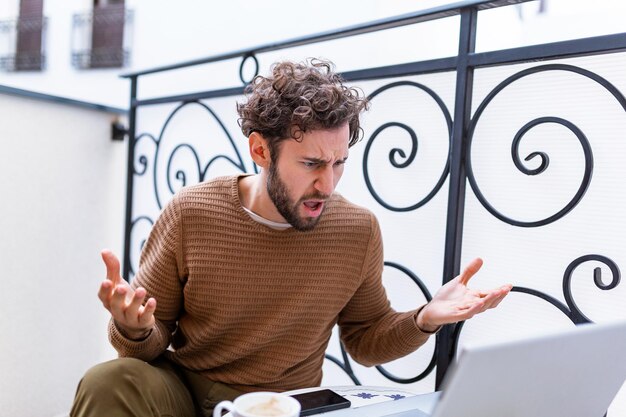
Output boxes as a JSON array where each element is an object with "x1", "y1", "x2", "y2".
[{"x1": 290, "y1": 389, "x2": 351, "y2": 416}]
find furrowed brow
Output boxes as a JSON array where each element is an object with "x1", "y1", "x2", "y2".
[
  {"x1": 303, "y1": 157, "x2": 328, "y2": 164},
  {"x1": 303, "y1": 156, "x2": 348, "y2": 165}
]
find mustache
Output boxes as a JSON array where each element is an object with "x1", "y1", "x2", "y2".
[{"x1": 299, "y1": 192, "x2": 331, "y2": 201}]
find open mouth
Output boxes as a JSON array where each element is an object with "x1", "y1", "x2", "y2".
[{"x1": 302, "y1": 200, "x2": 324, "y2": 217}]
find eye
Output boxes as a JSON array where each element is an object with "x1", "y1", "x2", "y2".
[
  {"x1": 334, "y1": 159, "x2": 346, "y2": 167},
  {"x1": 303, "y1": 161, "x2": 318, "y2": 168}
]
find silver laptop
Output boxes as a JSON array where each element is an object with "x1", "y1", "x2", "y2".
[{"x1": 324, "y1": 320, "x2": 626, "y2": 417}]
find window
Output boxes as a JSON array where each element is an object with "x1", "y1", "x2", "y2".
[
  {"x1": 16, "y1": 0, "x2": 44, "y2": 70},
  {"x1": 0, "y1": 0, "x2": 46, "y2": 71},
  {"x1": 91, "y1": 0, "x2": 125, "y2": 68},
  {"x1": 72, "y1": 0, "x2": 133, "y2": 69}
]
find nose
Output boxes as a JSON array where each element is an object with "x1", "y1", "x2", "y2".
[{"x1": 314, "y1": 165, "x2": 335, "y2": 196}]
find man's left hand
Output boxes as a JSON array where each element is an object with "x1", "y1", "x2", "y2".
[{"x1": 416, "y1": 258, "x2": 512, "y2": 333}]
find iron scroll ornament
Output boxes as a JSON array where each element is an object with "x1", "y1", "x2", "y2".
[
  {"x1": 239, "y1": 53, "x2": 260, "y2": 85},
  {"x1": 132, "y1": 100, "x2": 250, "y2": 211},
  {"x1": 466, "y1": 64, "x2": 626, "y2": 227},
  {"x1": 325, "y1": 261, "x2": 436, "y2": 385},
  {"x1": 363, "y1": 81, "x2": 453, "y2": 212},
  {"x1": 449, "y1": 254, "x2": 621, "y2": 359},
  {"x1": 151, "y1": 101, "x2": 249, "y2": 210}
]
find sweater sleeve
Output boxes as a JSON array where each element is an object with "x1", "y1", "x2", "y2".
[
  {"x1": 337, "y1": 214, "x2": 431, "y2": 367},
  {"x1": 108, "y1": 195, "x2": 186, "y2": 361}
]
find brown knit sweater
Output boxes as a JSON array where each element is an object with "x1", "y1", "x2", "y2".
[{"x1": 109, "y1": 175, "x2": 430, "y2": 392}]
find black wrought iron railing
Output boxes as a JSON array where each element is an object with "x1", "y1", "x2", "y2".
[{"x1": 120, "y1": 0, "x2": 626, "y2": 394}]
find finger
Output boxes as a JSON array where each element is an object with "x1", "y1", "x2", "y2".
[
  {"x1": 459, "y1": 258, "x2": 483, "y2": 286},
  {"x1": 101, "y1": 249, "x2": 123, "y2": 285},
  {"x1": 109, "y1": 284, "x2": 131, "y2": 321},
  {"x1": 98, "y1": 280, "x2": 114, "y2": 310},
  {"x1": 123, "y1": 287, "x2": 147, "y2": 324},
  {"x1": 138, "y1": 298, "x2": 157, "y2": 327},
  {"x1": 456, "y1": 299, "x2": 485, "y2": 320},
  {"x1": 477, "y1": 291, "x2": 502, "y2": 311},
  {"x1": 488, "y1": 293, "x2": 508, "y2": 309},
  {"x1": 485, "y1": 288, "x2": 512, "y2": 309},
  {"x1": 455, "y1": 285, "x2": 511, "y2": 319},
  {"x1": 479, "y1": 284, "x2": 511, "y2": 309}
]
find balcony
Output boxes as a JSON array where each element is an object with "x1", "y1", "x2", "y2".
[
  {"x1": 0, "y1": 15, "x2": 47, "y2": 71},
  {"x1": 72, "y1": 5, "x2": 133, "y2": 69}
]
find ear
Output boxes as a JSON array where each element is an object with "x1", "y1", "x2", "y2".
[{"x1": 249, "y1": 132, "x2": 271, "y2": 169}]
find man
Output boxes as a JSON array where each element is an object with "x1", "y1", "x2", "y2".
[{"x1": 71, "y1": 59, "x2": 511, "y2": 417}]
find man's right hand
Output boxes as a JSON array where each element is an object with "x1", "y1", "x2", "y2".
[{"x1": 98, "y1": 249, "x2": 157, "y2": 340}]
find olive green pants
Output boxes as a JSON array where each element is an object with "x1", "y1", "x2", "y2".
[{"x1": 70, "y1": 356, "x2": 245, "y2": 417}]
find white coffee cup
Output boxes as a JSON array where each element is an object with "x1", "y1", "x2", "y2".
[{"x1": 213, "y1": 391, "x2": 301, "y2": 417}]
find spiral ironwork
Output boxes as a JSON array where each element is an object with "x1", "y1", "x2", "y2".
[
  {"x1": 563, "y1": 254, "x2": 621, "y2": 323},
  {"x1": 363, "y1": 81, "x2": 453, "y2": 212},
  {"x1": 466, "y1": 64, "x2": 626, "y2": 227},
  {"x1": 239, "y1": 53, "x2": 259, "y2": 85},
  {"x1": 153, "y1": 101, "x2": 247, "y2": 209}
]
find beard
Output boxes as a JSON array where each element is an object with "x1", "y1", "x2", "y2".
[{"x1": 266, "y1": 164, "x2": 329, "y2": 231}]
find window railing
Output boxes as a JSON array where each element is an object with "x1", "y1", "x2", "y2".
[
  {"x1": 71, "y1": 6, "x2": 133, "y2": 69},
  {"x1": 0, "y1": 15, "x2": 47, "y2": 71},
  {"x1": 119, "y1": 0, "x2": 626, "y2": 406}
]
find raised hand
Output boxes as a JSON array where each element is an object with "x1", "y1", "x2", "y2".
[
  {"x1": 97, "y1": 249, "x2": 157, "y2": 340},
  {"x1": 417, "y1": 258, "x2": 512, "y2": 332}
]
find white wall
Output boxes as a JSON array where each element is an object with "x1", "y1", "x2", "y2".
[{"x1": 0, "y1": 93, "x2": 125, "y2": 417}]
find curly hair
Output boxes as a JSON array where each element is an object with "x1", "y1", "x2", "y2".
[{"x1": 237, "y1": 59, "x2": 368, "y2": 159}]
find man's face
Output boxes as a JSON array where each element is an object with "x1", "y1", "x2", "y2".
[{"x1": 266, "y1": 123, "x2": 350, "y2": 231}]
